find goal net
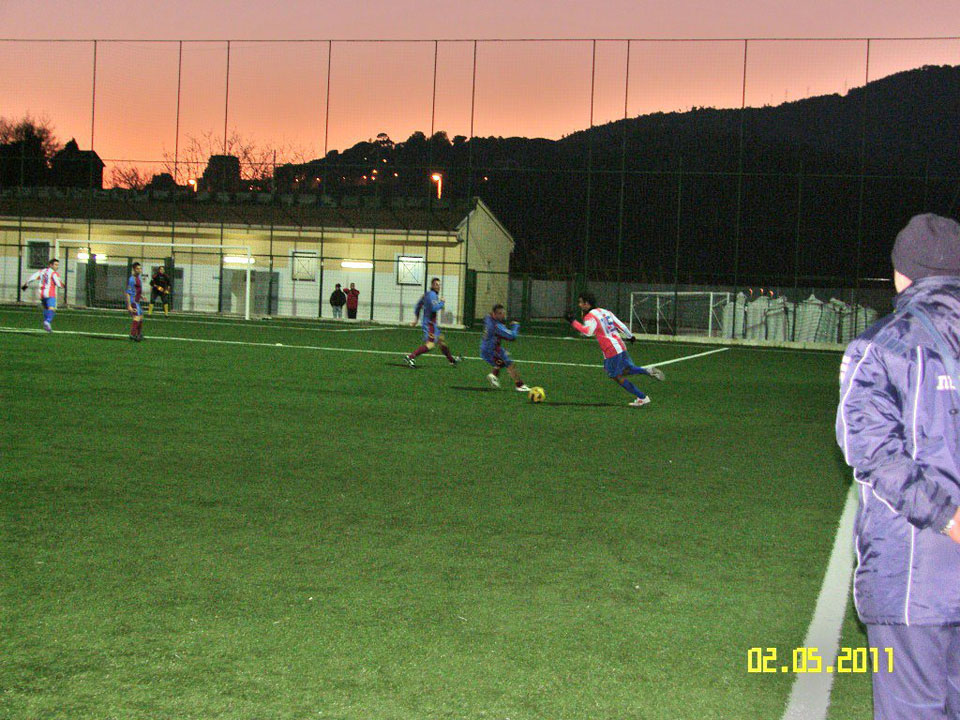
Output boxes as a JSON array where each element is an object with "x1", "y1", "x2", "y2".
[
  {"x1": 629, "y1": 291, "x2": 731, "y2": 337},
  {"x1": 53, "y1": 240, "x2": 253, "y2": 319}
]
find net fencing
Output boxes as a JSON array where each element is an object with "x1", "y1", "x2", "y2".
[
  {"x1": 54, "y1": 240, "x2": 253, "y2": 319},
  {"x1": 2, "y1": 37, "x2": 952, "y2": 344},
  {"x1": 629, "y1": 291, "x2": 730, "y2": 337}
]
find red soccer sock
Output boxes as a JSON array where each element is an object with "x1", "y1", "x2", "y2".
[
  {"x1": 440, "y1": 344, "x2": 455, "y2": 363},
  {"x1": 492, "y1": 368, "x2": 501, "y2": 377},
  {"x1": 515, "y1": 379, "x2": 525, "y2": 388},
  {"x1": 409, "y1": 345, "x2": 430, "y2": 359},
  {"x1": 130, "y1": 320, "x2": 138, "y2": 335}
]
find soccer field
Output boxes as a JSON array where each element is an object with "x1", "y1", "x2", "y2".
[{"x1": 1, "y1": 306, "x2": 871, "y2": 719}]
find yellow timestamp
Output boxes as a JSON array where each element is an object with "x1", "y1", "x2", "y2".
[{"x1": 748, "y1": 646, "x2": 893, "y2": 674}]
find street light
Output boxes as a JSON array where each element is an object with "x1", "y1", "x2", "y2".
[
  {"x1": 188, "y1": 178, "x2": 197, "y2": 192},
  {"x1": 430, "y1": 172, "x2": 442, "y2": 200}
]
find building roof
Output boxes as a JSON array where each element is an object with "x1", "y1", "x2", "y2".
[
  {"x1": 0, "y1": 189, "x2": 475, "y2": 234},
  {"x1": 52, "y1": 139, "x2": 105, "y2": 169}
]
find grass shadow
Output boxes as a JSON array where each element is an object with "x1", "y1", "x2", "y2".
[{"x1": 541, "y1": 400, "x2": 625, "y2": 408}]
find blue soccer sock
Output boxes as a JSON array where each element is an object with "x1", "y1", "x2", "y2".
[
  {"x1": 626, "y1": 364, "x2": 649, "y2": 376},
  {"x1": 43, "y1": 308, "x2": 54, "y2": 324},
  {"x1": 621, "y1": 380, "x2": 647, "y2": 399}
]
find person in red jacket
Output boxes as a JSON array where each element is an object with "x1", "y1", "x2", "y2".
[{"x1": 345, "y1": 282, "x2": 360, "y2": 319}]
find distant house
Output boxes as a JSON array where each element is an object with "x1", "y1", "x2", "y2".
[{"x1": 51, "y1": 139, "x2": 104, "y2": 189}]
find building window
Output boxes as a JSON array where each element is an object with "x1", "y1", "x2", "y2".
[
  {"x1": 397, "y1": 255, "x2": 424, "y2": 286},
  {"x1": 27, "y1": 241, "x2": 51, "y2": 269},
  {"x1": 291, "y1": 250, "x2": 318, "y2": 282}
]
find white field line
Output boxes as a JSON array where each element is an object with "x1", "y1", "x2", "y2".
[
  {"x1": 0, "y1": 305, "x2": 736, "y2": 349},
  {"x1": 645, "y1": 347, "x2": 728, "y2": 368},
  {"x1": 0, "y1": 306, "x2": 393, "y2": 333},
  {"x1": 781, "y1": 483, "x2": 858, "y2": 720},
  {"x1": 0, "y1": 306, "x2": 843, "y2": 352},
  {"x1": 0, "y1": 326, "x2": 729, "y2": 371}
]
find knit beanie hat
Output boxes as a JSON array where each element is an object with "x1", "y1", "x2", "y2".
[{"x1": 891, "y1": 213, "x2": 960, "y2": 281}]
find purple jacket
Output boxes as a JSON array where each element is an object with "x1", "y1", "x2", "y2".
[{"x1": 837, "y1": 276, "x2": 960, "y2": 625}]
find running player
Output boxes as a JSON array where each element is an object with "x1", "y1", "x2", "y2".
[
  {"x1": 21, "y1": 258, "x2": 64, "y2": 333},
  {"x1": 126, "y1": 262, "x2": 145, "y2": 342},
  {"x1": 565, "y1": 291, "x2": 664, "y2": 407},
  {"x1": 404, "y1": 277, "x2": 460, "y2": 367},
  {"x1": 481, "y1": 304, "x2": 530, "y2": 391}
]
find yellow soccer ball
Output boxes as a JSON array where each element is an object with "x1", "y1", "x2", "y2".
[{"x1": 528, "y1": 386, "x2": 546, "y2": 403}]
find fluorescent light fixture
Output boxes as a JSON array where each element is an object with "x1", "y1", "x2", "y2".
[
  {"x1": 223, "y1": 256, "x2": 255, "y2": 265},
  {"x1": 76, "y1": 252, "x2": 107, "y2": 261},
  {"x1": 342, "y1": 260, "x2": 373, "y2": 269}
]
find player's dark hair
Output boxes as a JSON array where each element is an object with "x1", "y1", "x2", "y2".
[
  {"x1": 492, "y1": 303, "x2": 504, "y2": 313},
  {"x1": 132, "y1": 262, "x2": 141, "y2": 269},
  {"x1": 578, "y1": 291, "x2": 596, "y2": 309},
  {"x1": 431, "y1": 277, "x2": 440, "y2": 284},
  {"x1": 48, "y1": 258, "x2": 59, "y2": 265}
]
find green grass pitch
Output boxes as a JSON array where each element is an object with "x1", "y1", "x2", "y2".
[{"x1": 0, "y1": 306, "x2": 872, "y2": 719}]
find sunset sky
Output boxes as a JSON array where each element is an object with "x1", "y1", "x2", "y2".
[{"x1": 2, "y1": 1, "x2": 958, "y2": 184}]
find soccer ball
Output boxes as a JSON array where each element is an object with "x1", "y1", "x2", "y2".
[{"x1": 528, "y1": 386, "x2": 546, "y2": 403}]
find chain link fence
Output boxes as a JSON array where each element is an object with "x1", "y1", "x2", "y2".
[{"x1": 2, "y1": 38, "x2": 958, "y2": 342}]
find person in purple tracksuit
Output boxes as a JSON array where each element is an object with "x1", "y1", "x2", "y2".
[{"x1": 837, "y1": 213, "x2": 960, "y2": 719}]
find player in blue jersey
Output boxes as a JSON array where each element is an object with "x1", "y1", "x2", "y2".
[
  {"x1": 481, "y1": 304, "x2": 530, "y2": 391},
  {"x1": 126, "y1": 262, "x2": 144, "y2": 342},
  {"x1": 404, "y1": 277, "x2": 461, "y2": 367}
]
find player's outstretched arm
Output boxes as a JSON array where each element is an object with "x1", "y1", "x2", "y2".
[
  {"x1": 22, "y1": 271, "x2": 42, "y2": 290},
  {"x1": 566, "y1": 312, "x2": 596, "y2": 337},
  {"x1": 496, "y1": 322, "x2": 519, "y2": 341},
  {"x1": 612, "y1": 314, "x2": 634, "y2": 341}
]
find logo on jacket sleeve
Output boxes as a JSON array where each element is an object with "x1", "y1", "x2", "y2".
[
  {"x1": 937, "y1": 375, "x2": 958, "y2": 391},
  {"x1": 839, "y1": 354, "x2": 852, "y2": 385}
]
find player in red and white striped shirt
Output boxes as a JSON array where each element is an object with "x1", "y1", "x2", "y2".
[
  {"x1": 565, "y1": 291, "x2": 664, "y2": 407},
  {"x1": 21, "y1": 258, "x2": 64, "y2": 333}
]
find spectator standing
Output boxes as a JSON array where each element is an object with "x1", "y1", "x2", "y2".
[
  {"x1": 329, "y1": 283, "x2": 346, "y2": 319},
  {"x1": 346, "y1": 282, "x2": 360, "y2": 319},
  {"x1": 836, "y1": 213, "x2": 960, "y2": 719}
]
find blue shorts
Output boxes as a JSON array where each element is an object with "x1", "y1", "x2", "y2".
[
  {"x1": 129, "y1": 301, "x2": 142, "y2": 316},
  {"x1": 41, "y1": 297, "x2": 56, "y2": 310},
  {"x1": 603, "y1": 351, "x2": 636, "y2": 378},
  {"x1": 422, "y1": 321, "x2": 440, "y2": 344},
  {"x1": 481, "y1": 347, "x2": 512, "y2": 368}
]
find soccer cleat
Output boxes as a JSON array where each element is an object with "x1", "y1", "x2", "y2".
[
  {"x1": 515, "y1": 384, "x2": 531, "y2": 392},
  {"x1": 404, "y1": 354, "x2": 417, "y2": 368},
  {"x1": 486, "y1": 373, "x2": 501, "y2": 388},
  {"x1": 629, "y1": 396, "x2": 651, "y2": 407},
  {"x1": 451, "y1": 355, "x2": 463, "y2": 365},
  {"x1": 42, "y1": 321, "x2": 52, "y2": 333},
  {"x1": 648, "y1": 367, "x2": 665, "y2": 381}
]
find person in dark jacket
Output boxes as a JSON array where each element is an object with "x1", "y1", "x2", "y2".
[
  {"x1": 837, "y1": 213, "x2": 960, "y2": 719},
  {"x1": 329, "y1": 283, "x2": 346, "y2": 319},
  {"x1": 149, "y1": 265, "x2": 172, "y2": 316}
]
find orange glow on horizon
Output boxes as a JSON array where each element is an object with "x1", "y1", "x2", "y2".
[{"x1": 1, "y1": 38, "x2": 957, "y2": 187}]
